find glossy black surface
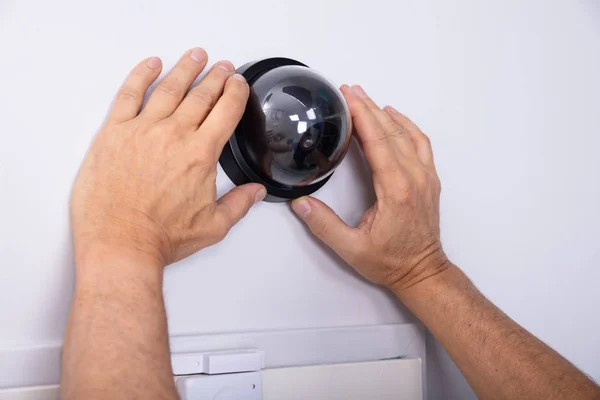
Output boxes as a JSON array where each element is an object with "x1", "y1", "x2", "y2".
[{"x1": 236, "y1": 65, "x2": 351, "y2": 188}]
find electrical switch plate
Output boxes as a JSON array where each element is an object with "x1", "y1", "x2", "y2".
[{"x1": 171, "y1": 350, "x2": 265, "y2": 375}]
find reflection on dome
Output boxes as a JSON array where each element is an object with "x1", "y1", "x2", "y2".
[{"x1": 237, "y1": 66, "x2": 351, "y2": 187}]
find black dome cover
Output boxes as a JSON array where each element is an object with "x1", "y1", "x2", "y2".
[{"x1": 219, "y1": 58, "x2": 352, "y2": 202}]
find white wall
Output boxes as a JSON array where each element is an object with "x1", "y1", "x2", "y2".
[
  {"x1": 422, "y1": 1, "x2": 600, "y2": 397},
  {"x1": 1, "y1": 0, "x2": 599, "y2": 397}
]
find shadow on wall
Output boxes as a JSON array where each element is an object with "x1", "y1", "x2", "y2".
[
  {"x1": 583, "y1": 0, "x2": 600, "y2": 35},
  {"x1": 426, "y1": 331, "x2": 477, "y2": 400}
]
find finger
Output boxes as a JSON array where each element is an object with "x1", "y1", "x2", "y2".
[
  {"x1": 350, "y1": 85, "x2": 417, "y2": 158},
  {"x1": 173, "y1": 61, "x2": 236, "y2": 127},
  {"x1": 108, "y1": 57, "x2": 162, "y2": 123},
  {"x1": 291, "y1": 196, "x2": 360, "y2": 261},
  {"x1": 194, "y1": 74, "x2": 249, "y2": 157},
  {"x1": 214, "y1": 183, "x2": 266, "y2": 233},
  {"x1": 384, "y1": 106, "x2": 435, "y2": 169},
  {"x1": 340, "y1": 85, "x2": 398, "y2": 175},
  {"x1": 141, "y1": 48, "x2": 208, "y2": 120}
]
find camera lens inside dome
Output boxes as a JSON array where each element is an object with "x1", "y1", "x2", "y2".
[{"x1": 236, "y1": 65, "x2": 351, "y2": 188}]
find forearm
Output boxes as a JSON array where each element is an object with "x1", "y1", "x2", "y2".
[
  {"x1": 395, "y1": 265, "x2": 600, "y2": 400},
  {"x1": 60, "y1": 247, "x2": 177, "y2": 400}
]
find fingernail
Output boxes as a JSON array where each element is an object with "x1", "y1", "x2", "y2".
[
  {"x1": 232, "y1": 73, "x2": 246, "y2": 82},
  {"x1": 340, "y1": 84, "x2": 350, "y2": 91},
  {"x1": 351, "y1": 85, "x2": 368, "y2": 98},
  {"x1": 386, "y1": 105, "x2": 399, "y2": 114},
  {"x1": 291, "y1": 198, "x2": 311, "y2": 218},
  {"x1": 147, "y1": 57, "x2": 161, "y2": 69},
  {"x1": 190, "y1": 48, "x2": 207, "y2": 63},
  {"x1": 255, "y1": 187, "x2": 267, "y2": 203},
  {"x1": 216, "y1": 60, "x2": 235, "y2": 72}
]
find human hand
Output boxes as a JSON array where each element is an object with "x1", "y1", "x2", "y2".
[
  {"x1": 71, "y1": 49, "x2": 266, "y2": 268},
  {"x1": 291, "y1": 85, "x2": 450, "y2": 292}
]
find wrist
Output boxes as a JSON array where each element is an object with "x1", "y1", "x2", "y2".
[
  {"x1": 71, "y1": 209, "x2": 172, "y2": 268},
  {"x1": 74, "y1": 242, "x2": 164, "y2": 290},
  {"x1": 387, "y1": 247, "x2": 453, "y2": 294},
  {"x1": 75, "y1": 240, "x2": 165, "y2": 270},
  {"x1": 391, "y1": 261, "x2": 464, "y2": 302}
]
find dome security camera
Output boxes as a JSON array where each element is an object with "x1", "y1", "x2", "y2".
[{"x1": 219, "y1": 58, "x2": 352, "y2": 202}]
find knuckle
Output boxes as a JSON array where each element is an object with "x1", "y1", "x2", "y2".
[
  {"x1": 433, "y1": 175, "x2": 442, "y2": 193},
  {"x1": 384, "y1": 179, "x2": 415, "y2": 204},
  {"x1": 366, "y1": 127, "x2": 407, "y2": 146},
  {"x1": 214, "y1": 222, "x2": 231, "y2": 241},
  {"x1": 204, "y1": 221, "x2": 229, "y2": 243},
  {"x1": 192, "y1": 152, "x2": 216, "y2": 172},
  {"x1": 163, "y1": 120, "x2": 184, "y2": 137},
  {"x1": 213, "y1": 227, "x2": 228, "y2": 242},
  {"x1": 226, "y1": 98, "x2": 246, "y2": 116},
  {"x1": 414, "y1": 169, "x2": 430, "y2": 187},
  {"x1": 398, "y1": 182, "x2": 415, "y2": 199},
  {"x1": 242, "y1": 195, "x2": 255, "y2": 213},
  {"x1": 200, "y1": 145, "x2": 217, "y2": 164},
  {"x1": 186, "y1": 135, "x2": 220, "y2": 160},
  {"x1": 311, "y1": 219, "x2": 330, "y2": 237},
  {"x1": 229, "y1": 76, "x2": 249, "y2": 91},
  {"x1": 376, "y1": 130, "x2": 395, "y2": 142},
  {"x1": 217, "y1": 98, "x2": 247, "y2": 120},
  {"x1": 225, "y1": 82, "x2": 249, "y2": 103},
  {"x1": 415, "y1": 133, "x2": 432, "y2": 150},
  {"x1": 129, "y1": 67, "x2": 148, "y2": 80},
  {"x1": 186, "y1": 140, "x2": 215, "y2": 163},
  {"x1": 345, "y1": 240, "x2": 364, "y2": 261},
  {"x1": 417, "y1": 169, "x2": 441, "y2": 193},
  {"x1": 188, "y1": 88, "x2": 217, "y2": 107},
  {"x1": 349, "y1": 100, "x2": 370, "y2": 117},
  {"x1": 388, "y1": 125, "x2": 409, "y2": 138},
  {"x1": 155, "y1": 80, "x2": 184, "y2": 98},
  {"x1": 311, "y1": 221, "x2": 328, "y2": 236},
  {"x1": 365, "y1": 130, "x2": 391, "y2": 145},
  {"x1": 421, "y1": 133, "x2": 432, "y2": 146},
  {"x1": 117, "y1": 86, "x2": 143, "y2": 102}
]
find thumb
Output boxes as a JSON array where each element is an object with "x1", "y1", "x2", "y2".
[
  {"x1": 215, "y1": 183, "x2": 266, "y2": 230},
  {"x1": 291, "y1": 196, "x2": 358, "y2": 258}
]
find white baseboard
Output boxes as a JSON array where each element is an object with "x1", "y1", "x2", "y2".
[
  {"x1": 0, "y1": 385, "x2": 59, "y2": 400},
  {"x1": 0, "y1": 359, "x2": 424, "y2": 400},
  {"x1": 0, "y1": 323, "x2": 425, "y2": 394}
]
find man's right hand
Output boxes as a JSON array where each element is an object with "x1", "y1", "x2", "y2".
[
  {"x1": 293, "y1": 85, "x2": 600, "y2": 400},
  {"x1": 291, "y1": 85, "x2": 450, "y2": 292}
]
